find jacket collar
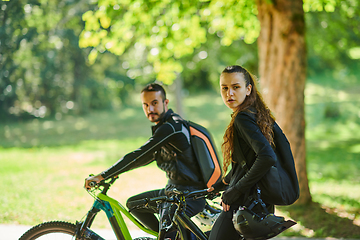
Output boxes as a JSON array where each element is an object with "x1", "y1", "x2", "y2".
[{"x1": 151, "y1": 109, "x2": 174, "y2": 133}]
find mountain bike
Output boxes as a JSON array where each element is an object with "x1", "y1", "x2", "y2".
[{"x1": 19, "y1": 176, "x2": 221, "y2": 240}]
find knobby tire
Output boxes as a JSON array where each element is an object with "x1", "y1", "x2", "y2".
[{"x1": 19, "y1": 221, "x2": 77, "y2": 240}]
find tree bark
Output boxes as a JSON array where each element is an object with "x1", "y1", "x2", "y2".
[{"x1": 256, "y1": 0, "x2": 311, "y2": 204}]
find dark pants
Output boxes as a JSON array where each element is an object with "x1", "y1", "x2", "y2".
[
  {"x1": 126, "y1": 186, "x2": 206, "y2": 234},
  {"x1": 208, "y1": 205, "x2": 242, "y2": 240}
]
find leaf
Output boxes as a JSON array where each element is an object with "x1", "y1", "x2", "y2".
[{"x1": 88, "y1": 49, "x2": 99, "y2": 65}]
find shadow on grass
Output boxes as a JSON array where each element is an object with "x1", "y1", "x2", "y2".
[
  {"x1": 281, "y1": 201, "x2": 360, "y2": 238},
  {"x1": 318, "y1": 194, "x2": 360, "y2": 210}
]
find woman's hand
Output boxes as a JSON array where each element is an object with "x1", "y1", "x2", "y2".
[
  {"x1": 84, "y1": 174, "x2": 104, "y2": 190},
  {"x1": 221, "y1": 186, "x2": 241, "y2": 206},
  {"x1": 208, "y1": 186, "x2": 231, "y2": 211},
  {"x1": 222, "y1": 201, "x2": 231, "y2": 212}
]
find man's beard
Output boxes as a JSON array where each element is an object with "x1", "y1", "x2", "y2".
[
  {"x1": 157, "y1": 109, "x2": 166, "y2": 122},
  {"x1": 149, "y1": 106, "x2": 166, "y2": 123}
]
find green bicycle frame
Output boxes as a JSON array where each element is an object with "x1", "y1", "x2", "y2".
[
  {"x1": 80, "y1": 185, "x2": 213, "y2": 240},
  {"x1": 85, "y1": 192, "x2": 158, "y2": 240}
]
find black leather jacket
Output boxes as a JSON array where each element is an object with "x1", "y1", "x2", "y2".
[{"x1": 101, "y1": 109, "x2": 203, "y2": 187}]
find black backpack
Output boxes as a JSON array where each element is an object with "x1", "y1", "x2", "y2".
[
  {"x1": 185, "y1": 121, "x2": 223, "y2": 188},
  {"x1": 258, "y1": 122, "x2": 300, "y2": 205},
  {"x1": 241, "y1": 122, "x2": 300, "y2": 206}
]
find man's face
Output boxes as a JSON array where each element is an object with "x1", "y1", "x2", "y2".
[{"x1": 141, "y1": 91, "x2": 169, "y2": 123}]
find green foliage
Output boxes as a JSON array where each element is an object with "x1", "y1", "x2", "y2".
[
  {"x1": 0, "y1": 0, "x2": 136, "y2": 121},
  {"x1": 179, "y1": 35, "x2": 259, "y2": 91},
  {"x1": 2, "y1": 0, "x2": 360, "y2": 127},
  {"x1": 1, "y1": 0, "x2": 91, "y2": 119},
  {"x1": 79, "y1": 0, "x2": 259, "y2": 83},
  {"x1": 303, "y1": 0, "x2": 337, "y2": 12},
  {"x1": 1, "y1": 0, "x2": 261, "y2": 122},
  {"x1": 305, "y1": 0, "x2": 360, "y2": 78}
]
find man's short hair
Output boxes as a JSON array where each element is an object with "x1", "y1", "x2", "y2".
[{"x1": 141, "y1": 83, "x2": 167, "y2": 101}]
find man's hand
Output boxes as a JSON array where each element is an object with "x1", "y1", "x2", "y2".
[
  {"x1": 84, "y1": 174, "x2": 104, "y2": 190},
  {"x1": 207, "y1": 179, "x2": 228, "y2": 193}
]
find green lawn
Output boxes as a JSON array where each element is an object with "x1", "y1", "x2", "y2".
[{"x1": 1, "y1": 84, "x2": 360, "y2": 238}]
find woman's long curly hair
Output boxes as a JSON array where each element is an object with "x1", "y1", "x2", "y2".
[{"x1": 221, "y1": 65, "x2": 275, "y2": 174}]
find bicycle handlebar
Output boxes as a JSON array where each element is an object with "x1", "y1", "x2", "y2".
[
  {"x1": 184, "y1": 189, "x2": 212, "y2": 199},
  {"x1": 87, "y1": 176, "x2": 220, "y2": 206},
  {"x1": 87, "y1": 176, "x2": 118, "y2": 194},
  {"x1": 128, "y1": 188, "x2": 219, "y2": 211}
]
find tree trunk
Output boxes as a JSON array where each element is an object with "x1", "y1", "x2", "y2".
[
  {"x1": 256, "y1": 0, "x2": 311, "y2": 204},
  {"x1": 72, "y1": 49, "x2": 89, "y2": 115}
]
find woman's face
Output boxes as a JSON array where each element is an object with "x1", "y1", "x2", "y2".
[{"x1": 220, "y1": 72, "x2": 252, "y2": 111}]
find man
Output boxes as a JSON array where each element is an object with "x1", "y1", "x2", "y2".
[{"x1": 85, "y1": 83, "x2": 206, "y2": 237}]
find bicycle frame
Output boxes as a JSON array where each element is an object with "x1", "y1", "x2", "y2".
[
  {"x1": 78, "y1": 179, "x2": 213, "y2": 240},
  {"x1": 171, "y1": 209, "x2": 208, "y2": 240},
  {"x1": 78, "y1": 192, "x2": 158, "y2": 240}
]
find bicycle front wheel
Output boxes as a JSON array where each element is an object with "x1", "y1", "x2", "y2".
[{"x1": 19, "y1": 221, "x2": 76, "y2": 240}]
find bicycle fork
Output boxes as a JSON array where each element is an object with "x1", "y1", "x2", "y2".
[
  {"x1": 76, "y1": 199, "x2": 127, "y2": 240},
  {"x1": 76, "y1": 205, "x2": 105, "y2": 240}
]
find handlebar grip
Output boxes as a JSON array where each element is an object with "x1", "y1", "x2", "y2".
[
  {"x1": 128, "y1": 198, "x2": 149, "y2": 209},
  {"x1": 185, "y1": 189, "x2": 208, "y2": 198},
  {"x1": 128, "y1": 195, "x2": 169, "y2": 210}
]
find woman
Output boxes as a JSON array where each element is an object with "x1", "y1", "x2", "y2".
[{"x1": 208, "y1": 65, "x2": 277, "y2": 240}]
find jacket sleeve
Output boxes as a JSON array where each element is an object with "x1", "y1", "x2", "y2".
[
  {"x1": 101, "y1": 123, "x2": 175, "y2": 179},
  {"x1": 233, "y1": 113, "x2": 276, "y2": 193}
]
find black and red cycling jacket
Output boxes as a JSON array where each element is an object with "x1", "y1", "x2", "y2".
[{"x1": 101, "y1": 109, "x2": 203, "y2": 187}]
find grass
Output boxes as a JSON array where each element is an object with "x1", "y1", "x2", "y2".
[
  {"x1": 0, "y1": 142, "x2": 168, "y2": 229},
  {"x1": 1, "y1": 81, "x2": 360, "y2": 238}
]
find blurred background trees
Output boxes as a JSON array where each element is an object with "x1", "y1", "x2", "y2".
[
  {"x1": 1, "y1": 0, "x2": 358, "y2": 122},
  {"x1": 0, "y1": 0, "x2": 136, "y2": 121}
]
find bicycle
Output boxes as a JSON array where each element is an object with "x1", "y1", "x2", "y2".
[{"x1": 19, "y1": 176, "x2": 221, "y2": 240}]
